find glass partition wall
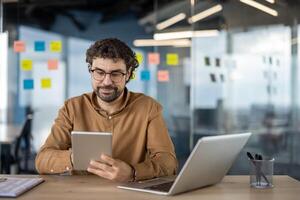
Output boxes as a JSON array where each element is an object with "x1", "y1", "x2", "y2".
[{"x1": 151, "y1": 0, "x2": 300, "y2": 179}]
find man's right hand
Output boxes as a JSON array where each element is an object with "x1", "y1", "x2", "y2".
[{"x1": 87, "y1": 154, "x2": 134, "y2": 182}]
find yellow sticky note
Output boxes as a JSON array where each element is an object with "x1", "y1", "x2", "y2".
[
  {"x1": 21, "y1": 60, "x2": 33, "y2": 71},
  {"x1": 130, "y1": 71, "x2": 136, "y2": 80},
  {"x1": 41, "y1": 78, "x2": 51, "y2": 89},
  {"x1": 166, "y1": 53, "x2": 179, "y2": 66},
  {"x1": 50, "y1": 41, "x2": 62, "y2": 52},
  {"x1": 136, "y1": 53, "x2": 143, "y2": 65}
]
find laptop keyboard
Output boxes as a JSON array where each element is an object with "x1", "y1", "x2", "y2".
[{"x1": 145, "y1": 181, "x2": 174, "y2": 192}]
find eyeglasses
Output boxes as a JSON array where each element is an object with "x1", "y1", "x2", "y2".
[{"x1": 89, "y1": 68, "x2": 126, "y2": 83}]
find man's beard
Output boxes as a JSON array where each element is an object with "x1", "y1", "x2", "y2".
[{"x1": 95, "y1": 85, "x2": 123, "y2": 103}]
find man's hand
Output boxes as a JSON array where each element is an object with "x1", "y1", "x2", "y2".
[{"x1": 87, "y1": 154, "x2": 133, "y2": 182}]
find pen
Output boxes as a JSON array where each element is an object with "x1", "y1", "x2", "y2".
[
  {"x1": 255, "y1": 154, "x2": 262, "y2": 186},
  {"x1": 247, "y1": 152, "x2": 270, "y2": 185}
]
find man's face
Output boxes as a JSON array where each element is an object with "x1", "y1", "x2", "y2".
[{"x1": 90, "y1": 57, "x2": 130, "y2": 103}]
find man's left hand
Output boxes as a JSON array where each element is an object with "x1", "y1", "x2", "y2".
[{"x1": 87, "y1": 154, "x2": 133, "y2": 182}]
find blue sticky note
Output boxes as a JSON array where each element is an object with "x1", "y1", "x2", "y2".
[
  {"x1": 34, "y1": 41, "x2": 45, "y2": 52},
  {"x1": 141, "y1": 70, "x2": 150, "y2": 81},
  {"x1": 23, "y1": 79, "x2": 34, "y2": 90}
]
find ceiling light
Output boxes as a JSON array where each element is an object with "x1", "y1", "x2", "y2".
[
  {"x1": 188, "y1": 4, "x2": 223, "y2": 24},
  {"x1": 265, "y1": 0, "x2": 275, "y2": 3},
  {"x1": 154, "y1": 30, "x2": 219, "y2": 40},
  {"x1": 133, "y1": 39, "x2": 191, "y2": 47},
  {"x1": 156, "y1": 13, "x2": 186, "y2": 30},
  {"x1": 240, "y1": 0, "x2": 278, "y2": 16},
  {"x1": 190, "y1": 0, "x2": 195, "y2": 6}
]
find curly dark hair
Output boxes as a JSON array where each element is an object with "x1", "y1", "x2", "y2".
[{"x1": 86, "y1": 38, "x2": 139, "y2": 83}]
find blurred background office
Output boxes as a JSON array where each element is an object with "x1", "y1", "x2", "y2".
[{"x1": 0, "y1": 0, "x2": 299, "y2": 180}]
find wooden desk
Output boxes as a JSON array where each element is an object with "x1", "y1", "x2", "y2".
[{"x1": 2, "y1": 175, "x2": 299, "y2": 200}]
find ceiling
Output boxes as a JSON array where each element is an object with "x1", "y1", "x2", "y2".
[
  {"x1": 2, "y1": 0, "x2": 300, "y2": 31},
  {"x1": 3, "y1": 0, "x2": 173, "y2": 30}
]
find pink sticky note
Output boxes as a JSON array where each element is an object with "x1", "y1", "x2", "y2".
[
  {"x1": 148, "y1": 53, "x2": 160, "y2": 65},
  {"x1": 14, "y1": 41, "x2": 26, "y2": 52},
  {"x1": 48, "y1": 59, "x2": 58, "y2": 70},
  {"x1": 157, "y1": 70, "x2": 169, "y2": 82}
]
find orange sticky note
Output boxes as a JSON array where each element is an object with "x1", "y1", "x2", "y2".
[
  {"x1": 14, "y1": 41, "x2": 25, "y2": 52},
  {"x1": 50, "y1": 41, "x2": 62, "y2": 52},
  {"x1": 48, "y1": 59, "x2": 58, "y2": 70},
  {"x1": 148, "y1": 53, "x2": 160, "y2": 65},
  {"x1": 166, "y1": 53, "x2": 179, "y2": 66},
  {"x1": 157, "y1": 70, "x2": 169, "y2": 82},
  {"x1": 21, "y1": 60, "x2": 33, "y2": 71},
  {"x1": 41, "y1": 78, "x2": 51, "y2": 89}
]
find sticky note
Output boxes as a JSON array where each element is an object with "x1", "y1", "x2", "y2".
[
  {"x1": 220, "y1": 74, "x2": 225, "y2": 82},
  {"x1": 210, "y1": 74, "x2": 216, "y2": 82},
  {"x1": 48, "y1": 59, "x2": 58, "y2": 70},
  {"x1": 157, "y1": 70, "x2": 169, "y2": 82},
  {"x1": 21, "y1": 60, "x2": 33, "y2": 71},
  {"x1": 136, "y1": 53, "x2": 143, "y2": 65},
  {"x1": 34, "y1": 41, "x2": 46, "y2": 52},
  {"x1": 166, "y1": 53, "x2": 178, "y2": 66},
  {"x1": 41, "y1": 78, "x2": 51, "y2": 89},
  {"x1": 215, "y1": 58, "x2": 220, "y2": 67},
  {"x1": 23, "y1": 79, "x2": 34, "y2": 90},
  {"x1": 204, "y1": 57, "x2": 210, "y2": 66},
  {"x1": 14, "y1": 41, "x2": 25, "y2": 52},
  {"x1": 269, "y1": 57, "x2": 272, "y2": 65},
  {"x1": 148, "y1": 53, "x2": 160, "y2": 65},
  {"x1": 50, "y1": 41, "x2": 62, "y2": 52},
  {"x1": 276, "y1": 59, "x2": 280, "y2": 66},
  {"x1": 130, "y1": 72, "x2": 136, "y2": 80},
  {"x1": 141, "y1": 70, "x2": 150, "y2": 81}
]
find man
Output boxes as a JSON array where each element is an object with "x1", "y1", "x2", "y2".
[{"x1": 35, "y1": 38, "x2": 178, "y2": 182}]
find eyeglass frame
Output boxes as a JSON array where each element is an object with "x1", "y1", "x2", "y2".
[{"x1": 88, "y1": 67, "x2": 127, "y2": 83}]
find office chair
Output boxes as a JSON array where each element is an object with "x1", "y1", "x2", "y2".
[
  {"x1": 0, "y1": 144, "x2": 15, "y2": 174},
  {"x1": 171, "y1": 115, "x2": 191, "y2": 170},
  {"x1": 13, "y1": 113, "x2": 37, "y2": 174}
]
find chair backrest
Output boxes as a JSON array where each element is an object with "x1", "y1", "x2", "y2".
[
  {"x1": 172, "y1": 116, "x2": 190, "y2": 132},
  {"x1": 14, "y1": 114, "x2": 33, "y2": 171}
]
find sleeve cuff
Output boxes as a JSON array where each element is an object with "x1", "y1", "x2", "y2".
[
  {"x1": 132, "y1": 163, "x2": 154, "y2": 181},
  {"x1": 51, "y1": 149, "x2": 73, "y2": 174}
]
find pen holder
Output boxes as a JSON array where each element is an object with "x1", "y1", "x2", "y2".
[{"x1": 249, "y1": 158, "x2": 274, "y2": 189}]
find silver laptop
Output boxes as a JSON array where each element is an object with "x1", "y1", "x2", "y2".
[{"x1": 118, "y1": 132, "x2": 251, "y2": 195}]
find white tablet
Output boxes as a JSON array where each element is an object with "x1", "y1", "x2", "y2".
[{"x1": 71, "y1": 131, "x2": 112, "y2": 170}]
